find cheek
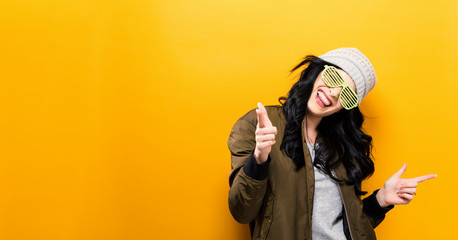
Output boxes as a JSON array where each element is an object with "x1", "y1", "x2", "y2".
[
  {"x1": 314, "y1": 77, "x2": 325, "y2": 87},
  {"x1": 326, "y1": 98, "x2": 344, "y2": 115},
  {"x1": 333, "y1": 98, "x2": 344, "y2": 112},
  {"x1": 335, "y1": 97, "x2": 343, "y2": 108},
  {"x1": 333, "y1": 106, "x2": 344, "y2": 114},
  {"x1": 306, "y1": 93, "x2": 315, "y2": 110}
]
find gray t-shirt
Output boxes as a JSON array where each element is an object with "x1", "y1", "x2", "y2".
[{"x1": 306, "y1": 143, "x2": 346, "y2": 240}]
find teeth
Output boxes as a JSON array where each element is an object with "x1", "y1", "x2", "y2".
[{"x1": 318, "y1": 91, "x2": 331, "y2": 106}]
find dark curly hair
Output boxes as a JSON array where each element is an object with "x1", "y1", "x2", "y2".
[{"x1": 279, "y1": 55, "x2": 374, "y2": 195}]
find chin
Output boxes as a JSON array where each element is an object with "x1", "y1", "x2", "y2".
[{"x1": 307, "y1": 103, "x2": 340, "y2": 118}]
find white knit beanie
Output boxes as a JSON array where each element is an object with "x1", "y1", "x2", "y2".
[{"x1": 319, "y1": 48, "x2": 377, "y2": 104}]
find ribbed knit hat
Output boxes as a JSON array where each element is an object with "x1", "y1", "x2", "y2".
[{"x1": 319, "y1": 48, "x2": 377, "y2": 104}]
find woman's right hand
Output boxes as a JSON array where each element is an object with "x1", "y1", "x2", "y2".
[{"x1": 254, "y1": 102, "x2": 278, "y2": 164}]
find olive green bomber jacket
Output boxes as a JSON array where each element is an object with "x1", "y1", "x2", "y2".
[{"x1": 228, "y1": 106, "x2": 392, "y2": 240}]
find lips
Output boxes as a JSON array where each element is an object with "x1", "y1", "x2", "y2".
[{"x1": 316, "y1": 90, "x2": 332, "y2": 107}]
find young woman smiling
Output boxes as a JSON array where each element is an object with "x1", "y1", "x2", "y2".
[{"x1": 227, "y1": 48, "x2": 437, "y2": 240}]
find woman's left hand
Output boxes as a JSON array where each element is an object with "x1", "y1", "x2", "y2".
[{"x1": 376, "y1": 163, "x2": 437, "y2": 207}]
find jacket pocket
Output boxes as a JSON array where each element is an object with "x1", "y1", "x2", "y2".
[{"x1": 256, "y1": 192, "x2": 275, "y2": 240}]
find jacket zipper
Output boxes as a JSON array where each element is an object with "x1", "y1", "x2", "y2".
[{"x1": 337, "y1": 183, "x2": 354, "y2": 240}]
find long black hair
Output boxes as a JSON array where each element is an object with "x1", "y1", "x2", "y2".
[{"x1": 279, "y1": 55, "x2": 374, "y2": 195}]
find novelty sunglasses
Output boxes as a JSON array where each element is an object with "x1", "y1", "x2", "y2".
[{"x1": 321, "y1": 65, "x2": 359, "y2": 110}]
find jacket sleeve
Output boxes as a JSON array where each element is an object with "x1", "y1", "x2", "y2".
[
  {"x1": 362, "y1": 189, "x2": 394, "y2": 228},
  {"x1": 227, "y1": 111, "x2": 269, "y2": 224}
]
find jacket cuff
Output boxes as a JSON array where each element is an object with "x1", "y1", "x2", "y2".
[
  {"x1": 242, "y1": 151, "x2": 271, "y2": 181},
  {"x1": 363, "y1": 189, "x2": 394, "y2": 220}
]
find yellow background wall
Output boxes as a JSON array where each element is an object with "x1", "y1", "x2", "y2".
[{"x1": 0, "y1": 0, "x2": 456, "y2": 239}]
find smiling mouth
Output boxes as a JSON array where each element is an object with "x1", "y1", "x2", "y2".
[{"x1": 316, "y1": 90, "x2": 332, "y2": 107}]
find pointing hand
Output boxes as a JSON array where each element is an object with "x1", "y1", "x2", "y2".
[
  {"x1": 254, "y1": 103, "x2": 278, "y2": 164},
  {"x1": 376, "y1": 163, "x2": 437, "y2": 207}
]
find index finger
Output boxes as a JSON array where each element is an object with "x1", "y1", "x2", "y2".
[
  {"x1": 413, "y1": 174, "x2": 438, "y2": 183},
  {"x1": 257, "y1": 102, "x2": 272, "y2": 128}
]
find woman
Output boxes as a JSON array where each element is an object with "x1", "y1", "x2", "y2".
[{"x1": 227, "y1": 48, "x2": 436, "y2": 240}]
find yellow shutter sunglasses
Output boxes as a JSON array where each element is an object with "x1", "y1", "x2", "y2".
[{"x1": 321, "y1": 65, "x2": 359, "y2": 110}]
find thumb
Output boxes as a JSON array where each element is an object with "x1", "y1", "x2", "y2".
[
  {"x1": 257, "y1": 102, "x2": 272, "y2": 128},
  {"x1": 392, "y1": 162, "x2": 407, "y2": 179}
]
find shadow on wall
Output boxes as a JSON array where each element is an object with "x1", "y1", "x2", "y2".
[{"x1": 232, "y1": 221, "x2": 251, "y2": 240}]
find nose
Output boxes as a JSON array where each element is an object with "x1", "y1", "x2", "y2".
[{"x1": 328, "y1": 87, "x2": 342, "y2": 98}]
